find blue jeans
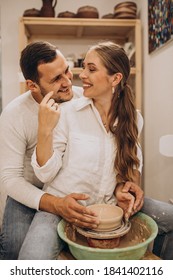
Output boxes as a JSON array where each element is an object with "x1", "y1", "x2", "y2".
[
  {"x1": 0, "y1": 197, "x2": 64, "y2": 260},
  {"x1": 141, "y1": 197, "x2": 173, "y2": 260},
  {"x1": 18, "y1": 211, "x2": 64, "y2": 260},
  {"x1": 0, "y1": 197, "x2": 36, "y2": 259},
  {"x1": 0, "y1": 196, "x2": 173, "y2": 259}
]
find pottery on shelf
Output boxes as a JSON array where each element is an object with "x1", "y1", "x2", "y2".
[
  {"x1": 40, "y1": 0, "x2": 57, "y2": 17},
  {"x1": 57, "y1": 11, "x2": 76, "y2": 18},
  {"x1": 76, "y1": 5, "x2": 99, "y2": 18},
  {"x1": 23, "y1": 8, "x2": 41, "y2": 17}
]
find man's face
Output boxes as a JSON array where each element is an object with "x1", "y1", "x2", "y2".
[{"x1": 37, "y1": 50, "x2": 73, "y2": 103}]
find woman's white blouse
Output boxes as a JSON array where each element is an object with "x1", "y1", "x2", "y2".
[{"x1": 32, "y1": 97, "x2": 143, "y2": 206}]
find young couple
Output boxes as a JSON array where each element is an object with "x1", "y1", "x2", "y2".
[{"x1": 0, "y1": 41, "x2": 172, "y2": 260}]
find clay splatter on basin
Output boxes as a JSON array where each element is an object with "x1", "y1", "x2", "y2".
[{"x1": 65, "y1": 215, "x2": 150, "y2": 249}]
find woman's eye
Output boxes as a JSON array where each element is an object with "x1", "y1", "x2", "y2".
[{"x1": 89, "y1": 68, "x2": 96, "y2": 72}]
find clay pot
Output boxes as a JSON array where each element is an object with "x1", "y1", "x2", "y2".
[
  {"x1": 102, "y1": 13, "x2": 114, "y2": 19},
  {"x1": 76, "y1": 6, "x2": 99, "y2": 18},
  {"x1": 57, "y1": 11, "x2": 76, "y2": 18},
  {"x1": 23, "y1": 8, "x2": 40, "y2": 17},
  {"x1": 40, "y1": 0, "x2": 57, "y2": 17},
  {"x1": 86, "y1": 204, "x2": 123, "y2": 232}
]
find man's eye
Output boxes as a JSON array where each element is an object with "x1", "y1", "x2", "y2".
[
  {"x1": 65, "y1": 66, "x2": 70, "y2": 74},
  {"x1": 55, "y1": 76, "x2": 61, "y2": 81}
]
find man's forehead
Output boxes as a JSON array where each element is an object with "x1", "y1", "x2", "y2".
[{"x1": 56, "y1": 49, "x2": 65, "y2": 59}]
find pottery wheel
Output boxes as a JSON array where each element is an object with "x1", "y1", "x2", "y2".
[{"x1": 75, "y1": 220, "x2": 131, "y2": 239}]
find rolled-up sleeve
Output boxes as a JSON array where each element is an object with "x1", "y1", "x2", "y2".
[
  {"x1": 31, "y1": 105, "x2": 68, "y2": 183},
  {"x1": 31, "y1": 148, "x2": 62, "y2": 183}
]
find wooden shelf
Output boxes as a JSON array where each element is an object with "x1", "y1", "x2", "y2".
[{"x1": 20, "y1": 17, "x2": 139, "y2": 40}]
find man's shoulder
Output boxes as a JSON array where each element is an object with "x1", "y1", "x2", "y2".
[
  {"x1": 2, "y1": 91, "x2": 31, "y2": 111},
  {"x1": 72, "y1": 86, "x2": 83, "y2": 98},
  {"x1": 0, "y1": 91, "x2": 35, "y2": 121}
]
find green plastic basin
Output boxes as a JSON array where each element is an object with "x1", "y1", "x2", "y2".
[{"x1": 57, "y1": 212, "x2": 158, "y2": 260}]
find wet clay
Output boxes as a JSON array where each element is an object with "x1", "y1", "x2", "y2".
[{"x1": 65, "y1": 215, "x2": 151, "y2": 249}]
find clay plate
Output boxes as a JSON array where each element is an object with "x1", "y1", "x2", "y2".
[{"x1": 75, "y1": 220, "x2": 131, "y2": 239}]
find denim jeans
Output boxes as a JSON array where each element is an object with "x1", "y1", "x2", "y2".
[
  {"x1": 0, "y1": 196, "x2": 173, "y2": 260},
  {"x1": 141, "y1": 197, "x2": 173, "y2": 260},
  {"x1": 18, "y1": 211, "x2": 64, "y2": 260},
  {"x1": 0, "y1": 197, "x2": 64, "y2": 260},
  {"x1": 0, "y1": 197, "x2": 36, "y2": 259}
]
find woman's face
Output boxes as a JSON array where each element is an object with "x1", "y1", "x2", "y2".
[{"x1": 79, "y1": 50, "x2": 114, "y2": 101}]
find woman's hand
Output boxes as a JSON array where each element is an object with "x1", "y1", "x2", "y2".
[{"x1": 115, "y1": 181, "x2": 144, "y2": 220}]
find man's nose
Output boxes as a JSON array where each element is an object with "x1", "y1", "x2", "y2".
[{"x1": 62, "y1": 74, "x2": 72, "y2": 86}]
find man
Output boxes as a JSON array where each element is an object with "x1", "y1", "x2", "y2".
[{"x1": 0, "y1": 41, "x2": 98, "y2": 259}]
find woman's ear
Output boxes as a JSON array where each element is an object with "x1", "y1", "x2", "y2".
[
  {"x1": 112, "y1": 73, "x2": 123, "y2": 87},
  {"x1": 26, "y1": 79, "x2": 38, "y2": 92}
]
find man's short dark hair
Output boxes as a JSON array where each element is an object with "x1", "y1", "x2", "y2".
[{"x1": 20, "y1": 41, "x2": 58, "y2": 83}]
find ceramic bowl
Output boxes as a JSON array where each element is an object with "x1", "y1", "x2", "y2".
[
  {"x1": 57, "y1": 212, "x2": 158, "y2": 260},
  {"x1": 86, "y1": 204, "x2": 124, "y2": 232}
]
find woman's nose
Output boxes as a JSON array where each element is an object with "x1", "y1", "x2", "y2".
[{"x1": 79, "y1": 69, "x2": 87, "y2": 80}]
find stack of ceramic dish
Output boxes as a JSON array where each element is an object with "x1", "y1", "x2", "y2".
[{"x1": 113, "y1": 1, "x2": 137, "y2": 19}]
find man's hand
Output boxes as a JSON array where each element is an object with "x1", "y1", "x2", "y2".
[
  {"x1": 39, "y1": 193, "x2": 99, "y2": 229},
  {"x1": 38, "y1": 91, "x2": 60, "y2": 133},
  {"x1": 36, "y1": 91, "x2": 60, "y2": 166},
  {"x1": 115, "y1": 181, "x2": 144, "y2": 221}
]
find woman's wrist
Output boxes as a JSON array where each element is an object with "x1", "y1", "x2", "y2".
[
  {"x1": 116, "y1": 181, "x2": 126, "y2": 188},
  {"x1": 114, "y1": 181, "x2": 126, "y2": 196}
]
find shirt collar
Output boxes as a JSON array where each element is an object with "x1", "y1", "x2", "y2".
[
  {"x1": 73, "y1": 96, "x2": 93, "y2": 111},
  {"x1": 73, "y1": 96, "x2": 118, "y2": 127}
]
